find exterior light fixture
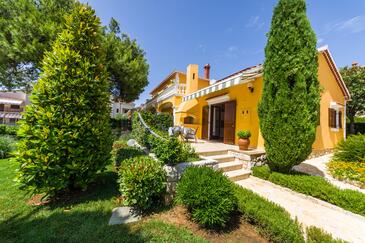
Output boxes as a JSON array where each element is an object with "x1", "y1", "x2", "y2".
[{"x1": 247, "y1": 82, "x2": 254, "y2": 93}]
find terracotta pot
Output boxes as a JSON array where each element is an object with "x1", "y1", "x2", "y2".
[{"x1": 238, "y1": 138, "x2": 250, "y2": 150}]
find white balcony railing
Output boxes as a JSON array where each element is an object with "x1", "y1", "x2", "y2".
[{"x1": 153, "y1": 84, "x2": 186, "y2": 103}]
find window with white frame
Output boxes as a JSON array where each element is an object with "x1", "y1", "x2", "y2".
[{"x1": 328, "y1": 102, "x2": 342, "y2": 131}]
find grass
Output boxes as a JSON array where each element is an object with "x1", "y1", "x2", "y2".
[
  {"x1": 0, "y1": 158, "x2": 206, "y2": 243},
  {"x1": 252, "y1": 165, "x2": 365, "y2": 216},
  {"x1": 234, "y1": 185, "x2": 304, "y2": 243}
]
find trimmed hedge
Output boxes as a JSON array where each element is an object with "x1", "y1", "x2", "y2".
[
  {"x1": 119, "y1": 156, "x2": 166, "y2": 212},
  {"x1": 234, "y1": 185, "x2": 304, "y2": 243},
  {"x1": 252, "y1": 166, "x2": 365, "y2": 216},
  {"x1": 176, "y1": 167, "x2": 237, "y2": 229}
]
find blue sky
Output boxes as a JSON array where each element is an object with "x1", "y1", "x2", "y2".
[{"x1": 81, "y1": 0, "x2": 365, "y2": 105}]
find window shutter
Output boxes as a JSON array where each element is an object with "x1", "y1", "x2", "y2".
[
  {"x1": 339, "y1": 111, "x2": 342, "y2": 128},
  {"x1": 328, "y1": 108, "x2": 332, "y2": 127},
  {"x1": 328, "y1": 108, "x2": 337, "y2": 128}
]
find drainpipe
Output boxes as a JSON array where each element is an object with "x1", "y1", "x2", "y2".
[
  {"x1": 344, "y1": 100, "x2": 347, "y2": 140},
  {"x1": 208, "y1": 105, "x2": 211, "y2": 140}
]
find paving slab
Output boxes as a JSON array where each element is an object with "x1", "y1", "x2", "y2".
[
  {"x1": 108, "y1": 207, "x2": 141, "y2": 225},
  {"x1": 236, "y1": 177, "x2": 365, "y2": 243}
]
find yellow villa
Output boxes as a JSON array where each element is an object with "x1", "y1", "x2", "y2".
[{"x1": 146, "y1": 46, "x2": 350, "y2": 151}]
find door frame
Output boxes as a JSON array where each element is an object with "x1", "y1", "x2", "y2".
[{"x1": 204, "y1": 99, "x2": 236, "y2": 144}]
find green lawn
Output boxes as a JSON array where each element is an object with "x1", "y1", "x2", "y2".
[{"x1": 0, "y1": 158, "x2": 206, "y2": 243}]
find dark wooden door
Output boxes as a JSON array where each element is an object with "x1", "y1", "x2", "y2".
[
  {"x1": 224, "y1": 101, "x2": 236, "y2": 144},
  {"x1": 202, "y1": 106, "x2": 209, "y2": 139}
]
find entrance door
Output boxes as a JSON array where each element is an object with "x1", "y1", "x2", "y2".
[
  {"x1": 224, "y1": 101, "x2": 236, "y2": 144},
  {"x1": 202, "y1": 106, "x2": 209, "y2": 139}
]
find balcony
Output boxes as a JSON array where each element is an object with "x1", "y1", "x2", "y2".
[
  {"x1": 152, "y1": 84, "x2": 186, "y2": 103},
  {"x1": 0, "y1": 108, "x2": 23, "y2": 113}
]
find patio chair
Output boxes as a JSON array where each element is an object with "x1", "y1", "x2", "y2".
[{"x1": 181, "y1": 127, "x2": 198, "y2": 142}]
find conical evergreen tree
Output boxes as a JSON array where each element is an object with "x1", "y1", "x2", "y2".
[
  {"x1": 258, "y1": 0, "x2": 320, "y2": 172},
  {"x1": 16, "y1": 4, "x2": 112, "y2": 196}
]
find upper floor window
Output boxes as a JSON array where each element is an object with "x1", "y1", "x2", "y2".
[
  {"x1": 10, "y1": 104, "x2": 20, "y2": 110},
  {"x1": 192, "y1": 73, "x2": 195, "y2": 80}
]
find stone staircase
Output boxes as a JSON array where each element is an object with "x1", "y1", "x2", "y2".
[{"x1": 198, "y1": 150, "x2": 251, "y2": 181}]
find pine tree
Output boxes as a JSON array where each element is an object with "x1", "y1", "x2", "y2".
[
  {"x1": 258, "y1": 0, "x2": 320, "y2": 172},
  {"x1": 16, "y1": 4, "x2": 112, "y2": 197}
]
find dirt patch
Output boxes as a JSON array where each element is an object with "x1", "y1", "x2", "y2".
[
  {"x1": 150, "y1": 205, "x2": 268, "y2": 243},
  {"x1": 27, "y1": 194, "x2": 50, "y2": 206}
]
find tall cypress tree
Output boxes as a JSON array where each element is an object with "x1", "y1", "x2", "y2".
[
  {"x1": 16, "y1": 4, "x2": 112, "y2": 197},
  {"x1": 258, "y1": 0, "x2": 320, "y2": 172}
]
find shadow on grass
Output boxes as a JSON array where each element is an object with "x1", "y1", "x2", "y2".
[
  {"x1": 43, "y1": 170, "x2": 120, "y2": 210},
  {"x1": 0, "y1": 209, "x2": 149, "y2": 242}
]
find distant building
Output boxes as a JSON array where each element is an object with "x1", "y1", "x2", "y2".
[
  {"x1": 0, "y1": 91, "x2": 29, "y2": 125},
  {"x1": 110, "y1": 98, "x2": 135, "y2": 118}
]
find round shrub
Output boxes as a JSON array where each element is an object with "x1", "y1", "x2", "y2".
[
  {"x1": 0, "y1": 135, "x2": 16, "y2": 159},
  {"x1": 176, "y1": 166, "x2": 237, "y2": 228},
  {"x1": 119, "y1": 156, "x2": 166, "y2": 212}
]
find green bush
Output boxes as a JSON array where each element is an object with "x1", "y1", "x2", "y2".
[
  {"x1": 234, "y1": 185, "x2": 304, "y2": 243},
  {"x1": 132, "y1": 112, "x2": 150, "y2": 147},
  {"x1": 119, "y1": 156, "x2": 166, "y2": 212},
  {"x1": 176, "y1": 167, "x2": 236, "y2": 229},
  {"x1": 111, "y1": 140, "x2": 144, "y2": 167},
  {"x1": 15, "y1": 5, "x2": 112, "y2": 197},
  {"x1": 306, "y1": 226, "x2": 344, "y2": 243},
  {"x1": 141, "y1": 111, "x2": 173, "y2": 132},
  {"x1": 252, "y1": 166, "x2": 365, "y2": 216},
  {"x1": 333, "y1": 134, "x2": 365, "y2": 163},
  {"x1": 0, "y1": 125, "x2": 19, "y2": 136},
  {"x1": 258, "y1": 0, "x2": 320, "y2": 172},
  {"x1": 149, "y1": 136, "x2": 197, "y2": 165},
  {"x1": 0, "y1": 135, "x2": 16, "y2": 159}
]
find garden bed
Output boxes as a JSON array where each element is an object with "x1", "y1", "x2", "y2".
[{"x1": 152, "y1": 205, "x2": 268, "y2": 243}]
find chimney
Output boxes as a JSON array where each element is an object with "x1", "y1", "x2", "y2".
[
  {"x1": 352, "y1": 61, "x2": 359, "y2": 67},
  {"x1": 204, "y1": 64, "x2": 211, "y2": 79}
]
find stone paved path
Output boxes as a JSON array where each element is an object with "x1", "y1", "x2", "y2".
[
  {"x1": 236, "y1": 177, "x2": 365, "y2": 243},
  {"x1": 294, "y1": 154, "x2": 365, "y2": 194}
]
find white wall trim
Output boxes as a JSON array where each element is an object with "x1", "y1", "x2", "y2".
[{"x1": 206, "y1": 94, "x2": 230, "y2": 105}]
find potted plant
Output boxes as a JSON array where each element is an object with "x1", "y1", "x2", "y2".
[{"x1": 237, "y1": 130, "x2": 251, "y2": 150}]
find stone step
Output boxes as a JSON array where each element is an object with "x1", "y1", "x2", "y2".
[
  {"x1": 198, "y1": 150, "x2": 228, "y2": 157},
  {"x1": 218, "y1": 161, "x2": 243, "y2": 172},
  {"x1": 224, "y1": 169, "x2": 251, "y2": 181},
  {"x1": 206, "y1": 154, "x2": 236, "y2": 163}
]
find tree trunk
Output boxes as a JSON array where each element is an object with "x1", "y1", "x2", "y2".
[{"x1": 349, "y1": 116, "x2": 356, "y2": 135}]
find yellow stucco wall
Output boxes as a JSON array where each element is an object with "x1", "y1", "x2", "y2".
[
  {"x1": 312, "y1": 53, "x2": 346, "y2": 150},
  {"x1": 177, "y1": 52, "x2": 346, "y2": 150}
]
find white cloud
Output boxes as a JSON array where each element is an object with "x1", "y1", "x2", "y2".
[
  {"x1": 246, "y1": 16, "x2": 265, "y2": 30},
  {"x1": 326, "y1": 15, "x2": 365, "y2": 34},
  {"x1": 225, "y1": 45, "x2": 239, "y2": 58}
]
